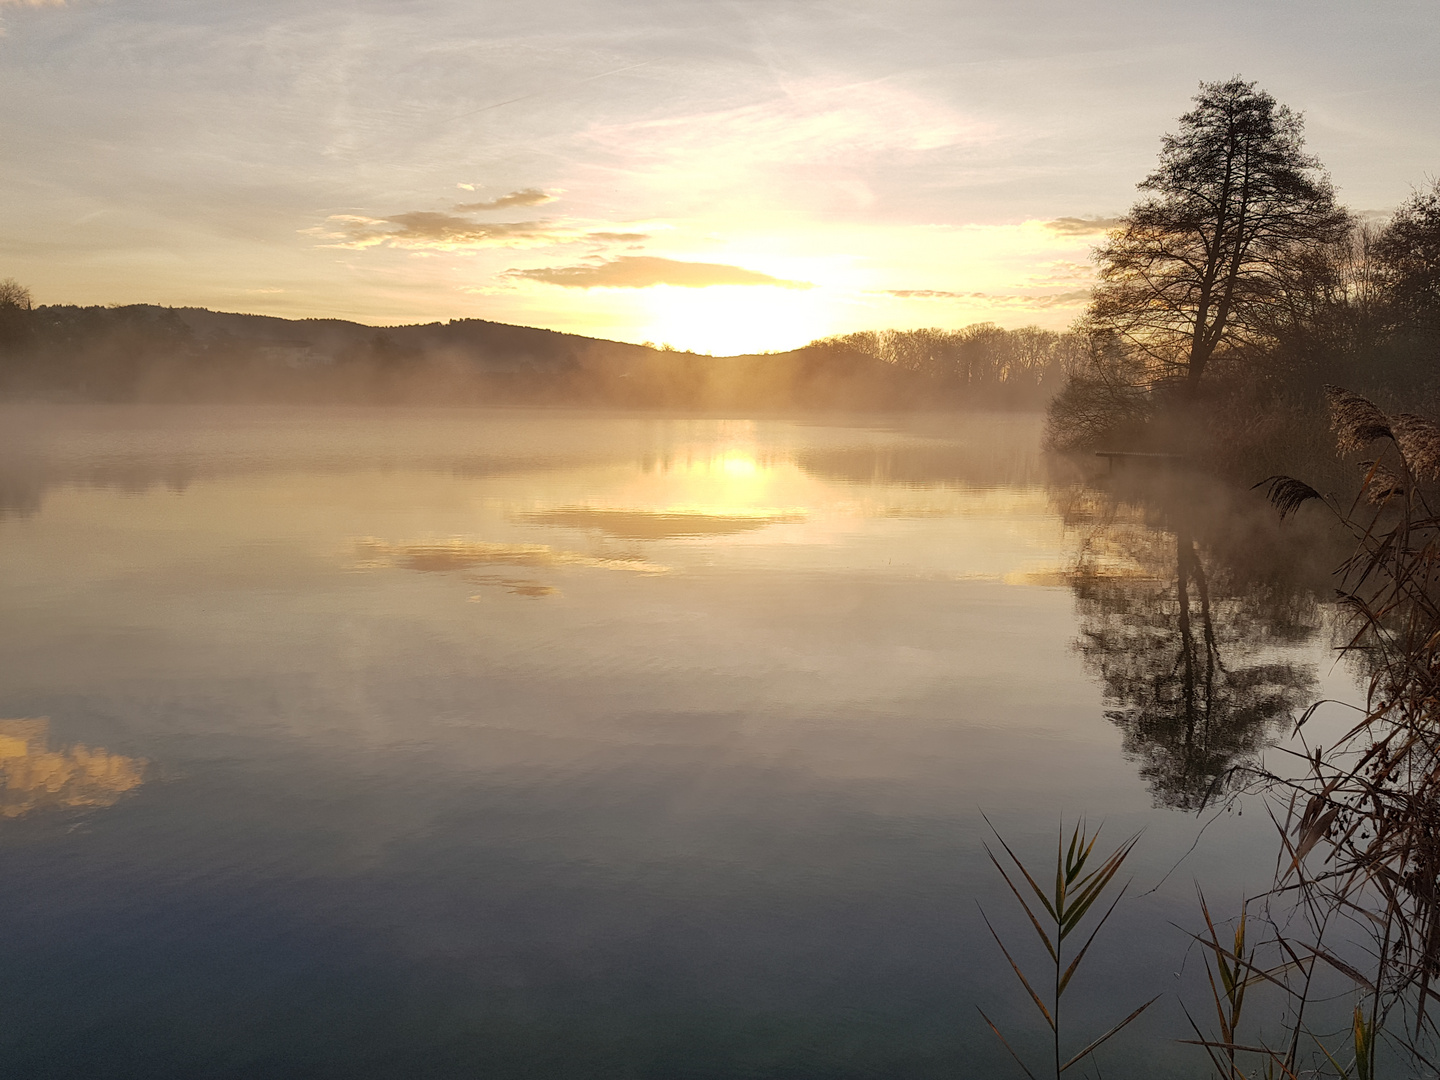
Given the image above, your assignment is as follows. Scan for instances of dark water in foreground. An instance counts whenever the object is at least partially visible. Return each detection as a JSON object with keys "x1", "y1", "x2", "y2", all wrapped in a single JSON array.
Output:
[{"x1": 0, "y1": 406, "x2": 1358, "y2": 1078}]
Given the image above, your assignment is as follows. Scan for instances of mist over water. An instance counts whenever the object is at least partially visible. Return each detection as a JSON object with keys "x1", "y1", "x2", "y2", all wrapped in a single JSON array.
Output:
[{"x1": 0, "y1": 405, "x2": 1359, "y2": 1078}]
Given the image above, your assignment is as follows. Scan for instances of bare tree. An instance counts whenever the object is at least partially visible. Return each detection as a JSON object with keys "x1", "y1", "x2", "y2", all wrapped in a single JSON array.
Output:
[
  {"x1": 0, "y1": 278, "x2": 31, "y2": 312},
  {"x1": 1374, "y1": 178, "x2": 1440, "y2": 335},
  {"x1": 0, "y1": 278, "x2": 33, "y2": 349},
  {"x1": 1087, "y1": 78, "x2": 1351, "y2": 398}
]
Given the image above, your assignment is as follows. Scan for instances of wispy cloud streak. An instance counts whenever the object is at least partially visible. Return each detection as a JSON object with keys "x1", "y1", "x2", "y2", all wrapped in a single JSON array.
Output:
[
  {"x1": 883, "y1": 288, "x2": 1091, "y2": 308},
  {"x1": 506, "y1": 256, "x2": 811, "y2": 289},
  {"x1": 307, "y1": 212, "x2": 648, "y2": 250}
]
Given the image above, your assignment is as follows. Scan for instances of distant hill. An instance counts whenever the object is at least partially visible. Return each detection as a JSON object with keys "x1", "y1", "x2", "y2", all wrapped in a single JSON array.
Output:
[
  {"x1": 168, "y1": 308, "x2": 652, "y2": 374},
  {"x1": 0, "y1": 304, "x2": 1063, "y2": 410}
]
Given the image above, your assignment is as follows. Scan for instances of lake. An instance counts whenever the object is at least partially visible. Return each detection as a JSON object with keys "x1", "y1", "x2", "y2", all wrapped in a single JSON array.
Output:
[{"x1": 0, "y1": 406, "x2": 1358, "y2": 1078}]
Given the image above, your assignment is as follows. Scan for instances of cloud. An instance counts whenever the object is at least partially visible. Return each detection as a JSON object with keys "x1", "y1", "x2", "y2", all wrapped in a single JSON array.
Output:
[
  {"x1": 454, "y1": 188, "x2": 557, "y2": 212},
  {"x1": 576, "y1": 232, "x2": 651, "y2": 245},
  {"x1": 886, "y1": 289, "x2": 971, "y2": 299},
  {"x1": 1044, "y1": 216, "x2": 1123, "y2": 236},
  {"x1": 504, "y1": 256, "x2": 812, "y2": 290},
  {"x1": 1026, "y1": 260, "x2": 1096, "y2": 286},
  {"x1": 322, "y1": 213, "x2": 557, "y2": 248},
  {"x1": 307, "y1": 212, "x2": 649, "y2": 251},
  {"x1": 0, "y1": 0, "x2": 63, "y2": 27},
  {"x1": 1012, "y1": 290, "x2": 1092, "y2": 308},
  {"x1": 883, "y1": 289, "x2": 1091, "y2": 308},
  {"x1": 584, "y1": 79, "x2": 994, "y2": 185}
]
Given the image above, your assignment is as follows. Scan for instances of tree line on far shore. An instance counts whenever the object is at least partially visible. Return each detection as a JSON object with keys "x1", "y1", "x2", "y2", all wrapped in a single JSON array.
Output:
[{"x1": 804, "y1": 324, "x2": 1084, "y2": 406}]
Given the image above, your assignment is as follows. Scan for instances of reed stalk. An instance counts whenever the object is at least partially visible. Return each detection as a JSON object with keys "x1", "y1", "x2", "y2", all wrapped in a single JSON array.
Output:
[{"x1": 978, "y1": 816, "x2": 1156, "y2": 1078}]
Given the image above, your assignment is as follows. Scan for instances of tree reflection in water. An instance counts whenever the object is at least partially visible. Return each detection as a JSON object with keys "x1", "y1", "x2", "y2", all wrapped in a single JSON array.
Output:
[{"x1": 1058, "y1": 481, "x2": 1324, "y2": 809}]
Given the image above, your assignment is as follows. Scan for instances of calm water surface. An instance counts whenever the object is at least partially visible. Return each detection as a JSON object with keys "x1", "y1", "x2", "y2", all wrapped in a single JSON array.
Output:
[{"x1": 0, "y1": 406, "x2": 1357, "y2": 1078}]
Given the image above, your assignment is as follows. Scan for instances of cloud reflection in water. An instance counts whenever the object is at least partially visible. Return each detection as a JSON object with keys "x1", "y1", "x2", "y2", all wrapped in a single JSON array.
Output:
[
  {"x1": 465, "y1": 574, "x2": 560, "y2": 599},
  {"x1": 354, "y1": 539, "x2": 667, "y2": 575},
  {"x1": 520, "y1": 506, "x2": 805, "y2": 540},
  {"x1": 0, "y1": 719, "x2": 144, "y2": 819}
]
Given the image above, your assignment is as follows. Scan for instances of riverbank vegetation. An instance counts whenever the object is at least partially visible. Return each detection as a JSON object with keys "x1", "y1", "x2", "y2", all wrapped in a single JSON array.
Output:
[
  {"x1": 1178, "y1": 392, "x2": 1440, "y2": 1079},
  {"x1": 979, "y1": 77, "x2": 1440, "y2": 1077}
]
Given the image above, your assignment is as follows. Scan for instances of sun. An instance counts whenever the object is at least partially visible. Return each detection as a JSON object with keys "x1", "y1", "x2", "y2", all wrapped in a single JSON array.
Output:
[{"x1": 633, "y1": 284, "x2": 842, "y2": 356}]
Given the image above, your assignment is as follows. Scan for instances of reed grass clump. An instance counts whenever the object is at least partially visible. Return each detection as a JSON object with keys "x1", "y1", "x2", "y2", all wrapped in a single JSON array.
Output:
[
  {"x1": 1226, "y1": 385, "x2": 1440, "y2": 1076},
  {"x1": 979, "y1": 817, "x2": 1156, "y2": 1078}
]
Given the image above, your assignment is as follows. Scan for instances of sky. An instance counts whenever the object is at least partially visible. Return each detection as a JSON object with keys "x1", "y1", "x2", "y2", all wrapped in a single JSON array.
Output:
[{"x1": 1, "y1": 0, "x2": 1438, "y2": 355}]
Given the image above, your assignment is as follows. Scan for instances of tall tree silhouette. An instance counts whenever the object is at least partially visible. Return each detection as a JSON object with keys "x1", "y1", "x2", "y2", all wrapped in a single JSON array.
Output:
[{"x1": 1086, "y1": 78, "x2": 1350, "y2": 398}]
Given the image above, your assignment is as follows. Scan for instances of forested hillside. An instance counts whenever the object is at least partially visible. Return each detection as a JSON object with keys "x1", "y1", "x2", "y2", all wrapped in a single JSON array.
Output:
[{"x1": 0, "y1": 296, "x2": 1070, "y2": 411}]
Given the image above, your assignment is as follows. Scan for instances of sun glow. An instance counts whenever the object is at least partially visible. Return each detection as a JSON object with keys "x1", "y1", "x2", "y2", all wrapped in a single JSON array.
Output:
[
  {"x1": 633, "y1": 283, "x2": 844, "y2": 356},
  {"x1": 718, "y1": 453, "x2": 759, "y2": 479},
  {"x1": 478, "y1": 220, "x2": 1098, "y2": 355}
]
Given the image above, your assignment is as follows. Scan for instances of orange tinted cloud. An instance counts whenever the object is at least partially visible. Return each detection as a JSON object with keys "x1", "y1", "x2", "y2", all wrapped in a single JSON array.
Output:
[
  {"x1": 454, "y1": 188, "x2": 557, "y2": 212},
  {"x1": 1044, "y1": 216, "x2": 1123, "y2": 236},
  {"x1": 308, "y1": 212, "x2": 648, "y2": 250},
  {"x1": 506, "y1": 256, "x2": 811, "y2": 289}
]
